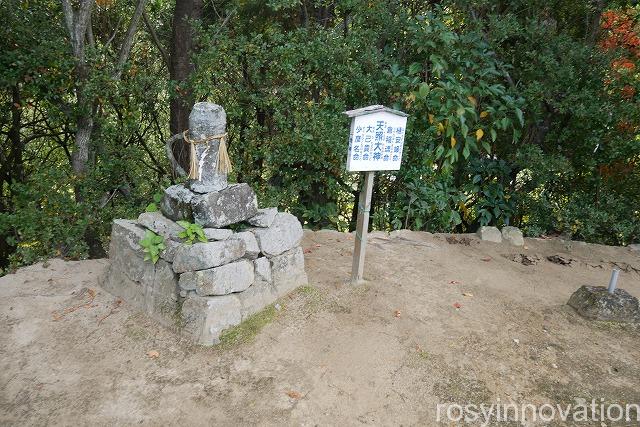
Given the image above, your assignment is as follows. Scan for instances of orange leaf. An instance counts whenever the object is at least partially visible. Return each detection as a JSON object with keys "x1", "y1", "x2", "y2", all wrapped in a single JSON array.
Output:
[
  {"x1": 453, "y1": 302, "x2": 462, "y2": 309},
  {"x1": 480, "y1": 111, "x2": 489, "y2": 118},
  {"x1": 286, "y1": 390, "x2": 302, "y2": 399}
]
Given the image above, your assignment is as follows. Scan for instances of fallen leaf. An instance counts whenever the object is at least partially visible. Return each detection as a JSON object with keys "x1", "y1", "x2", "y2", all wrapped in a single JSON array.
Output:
[
  {"x1": 286, "y1": 390, "x2": 302, "y2": 399},
  {"x1": 481, "y1": 257, "x2": 492, "y2": 262},
  {"x1": 462, "y1": 292, "x2": 474, "y2": 297},
  {"x1": 453, "y1": 302, "x2": 462, "y2": 309},
  {"x1": 303, "y1": 248, "x2": 312, "y2": 254},
  {"x1": 394, "y1": 310, "x2": 401, "y2": 318},
  {"x1": 314, "y1": 244, "x2": 321, "y2": 248},
  {"x1": 147, "y1": 350, "x2": 159, "y2": 359},
  {"x1": 513, "y1": 338, "x2": 520, "y2": 345},
  {"x1": 448, "y1": 280, "x2": 461, "y2": 285}
]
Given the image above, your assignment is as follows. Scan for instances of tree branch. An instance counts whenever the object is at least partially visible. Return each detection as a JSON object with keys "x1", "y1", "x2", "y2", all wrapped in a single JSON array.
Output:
[
  {"x1": 142, "y1": 10, "x2": 168, "y2": 67},
  {"x1": 114, "y1": 0, "x2": 147, "y2": 79}
]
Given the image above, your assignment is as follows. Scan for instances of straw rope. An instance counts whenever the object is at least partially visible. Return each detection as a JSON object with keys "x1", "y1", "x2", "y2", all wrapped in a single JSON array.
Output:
[{"x1": 182, "y1": 130, "x2": 233, "y2": 179}]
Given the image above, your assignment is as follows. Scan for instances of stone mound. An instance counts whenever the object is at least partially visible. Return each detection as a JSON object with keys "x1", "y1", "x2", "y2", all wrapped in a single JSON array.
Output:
[{"x1": 100, "y1": 184, "x2": 307, "y2": 345}]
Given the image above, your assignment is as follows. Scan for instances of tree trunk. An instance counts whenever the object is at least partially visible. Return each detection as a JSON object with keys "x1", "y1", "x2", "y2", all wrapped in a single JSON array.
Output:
[{"x1": 169, "y1": 0, "x2": 203, "y2": 173}]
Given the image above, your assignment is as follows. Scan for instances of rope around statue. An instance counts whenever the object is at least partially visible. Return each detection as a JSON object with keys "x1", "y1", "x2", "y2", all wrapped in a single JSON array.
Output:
[{"x1": 163, "y1": 131, "x2": 233, "y2": 180}]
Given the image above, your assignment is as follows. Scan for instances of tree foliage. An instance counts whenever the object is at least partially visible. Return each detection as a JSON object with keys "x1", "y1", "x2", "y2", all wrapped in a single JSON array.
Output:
[{"x1": 1, "y1": 0, "x2": 639, "y2": 272}]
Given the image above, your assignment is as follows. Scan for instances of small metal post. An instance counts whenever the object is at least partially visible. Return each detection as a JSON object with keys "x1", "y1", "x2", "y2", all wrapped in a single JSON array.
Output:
[
  {"x1": 608, "y1": 269, "x2": 620, "y2": 294},
  {"x1": 351, "y1": 171, "x2": 375, "y2": 284}
]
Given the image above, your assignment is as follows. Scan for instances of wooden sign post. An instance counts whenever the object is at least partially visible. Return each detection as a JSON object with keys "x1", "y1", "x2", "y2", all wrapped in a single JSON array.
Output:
[{"x1": 343, "y1": 105, "x2": 409, "y2": 284}]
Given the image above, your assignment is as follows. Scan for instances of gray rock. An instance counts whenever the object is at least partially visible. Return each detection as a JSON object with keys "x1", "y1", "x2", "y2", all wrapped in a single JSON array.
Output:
[
  {"x1": 179, "y1": 259, "x2": 255, "y2": 296},
  {"x1": 192, "y1": 183, "x2": 258, "y2": 228},
  {"x1": 247, "y1": 207, "x2": 278, "y2": 228},
  {"x1": 254, "y1": 257, "x2": 272, "y2": 283},
  {"x1": 270, "y1": 246, "x2": 308, "y2": 296},
  {"x1": 230, "y1": 231, "x2": 260, "y2": 259},
  {"x1": 568, "y1": 285, "x2": 640, "y2": 323},
  {"x1": 187, "y1": 102, "x2": 228, "y2": 194},
  {"x1": 100, "y1": 219, "x2": 179, "y2": 326},
  {"x1": 236, "y1": 279, "x2": 278, "y2": 320},
  {"x1": 159, "y1": 238, "x2": 181, "y2": 263},
  {"x1": 137, "y1": 211, "x2": 183, "y2": 240},
  {"x1": 180, "y1": 294, "x2": 242, "y2": 345},
  {"x1": 172, "y1": 240, "x2": 246, "y2": 273},
  {"x1": 629, "y1": 244, "x2": 640, "y2": 253},
  {"x1": 251, "y1": 212, "x2": 303, "y2": 257},
  {"x1": 501, "y1": 226, "x2": 524, "y2": 246},
  {"x1": 476, "y1": 226, "x2": 502, "y2": 243},
  {"x1": 160, "y1": 184, "x2": 195, "y2": 221},
  {"x1": 203, "y1": 228, "x2": 233, "y2": 241}
]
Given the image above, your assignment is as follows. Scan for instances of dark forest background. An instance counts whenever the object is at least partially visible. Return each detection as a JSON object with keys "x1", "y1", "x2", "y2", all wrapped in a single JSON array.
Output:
[{"x1": 1, "y1": 0, "x2": 639, "y2": 272}]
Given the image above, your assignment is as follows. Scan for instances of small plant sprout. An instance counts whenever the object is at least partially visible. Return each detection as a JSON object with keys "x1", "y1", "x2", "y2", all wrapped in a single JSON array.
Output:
[
  {"x1": 139, "y1": 230, "x2": 165, "y2": 264},
  {"x1": 145, "y1": 193, "x2": 163, "y2": 213},
  {"x1": 177, "y1": 221, "x2": 207, "y2": 245}
]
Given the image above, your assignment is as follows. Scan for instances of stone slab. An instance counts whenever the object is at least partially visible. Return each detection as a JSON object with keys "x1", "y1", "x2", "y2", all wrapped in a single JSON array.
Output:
[
  {"x1": 568, "y1": 285, "x2": 640, "y2": 323},
  {"x1": 236, "y1": 279, "x2": 278, "y2": 320},
  {"x1": 192, "y1": 183, "x2": 258, "y2": 228},
  {"x1": 247, "y1": 207, "x2": 277, "y2": 228},
  {"x1": 501, "y1": 226, "x2": 524, "y2": 246},
  {"x1": 477, "y1": 226, "x2": 502, "y2": 243},
  {"x1": 160, "y1": 184, "x2": 195, "y2": 221},
  {"x1": 172, "y1": 240, "x2": 246, "y2": 273},
  {"x1": 254, "y1": 257, "x2": 272, "y2": 283},
  {"x1": 231, "y1": 231, "x2": 260, "y2": 259},
  {"x1": 181, "y1": 294, "x2": 242, "y2": 345},
  {"x1": 251, "y1": 212, "x2": 303, "y2": 257},
  {"x1": 204, "y1": 228, "x2": 233, "y2": 241},
  {"x1": 270, "y1": 246, "x2": 308, "y2": 296},
  {"x1": 137, "y1": 211, "x2": 183, "y2": 240},
  {"x1": 179, "y1": 259, "x2": 255, "y2": 296}
]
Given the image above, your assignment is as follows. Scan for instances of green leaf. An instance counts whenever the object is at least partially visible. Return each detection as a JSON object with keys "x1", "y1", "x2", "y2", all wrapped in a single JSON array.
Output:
[
  {"x1": 177, "y1": 220, "x2": 190, "y2": 229},
  {"x1": 490, "y1": 128, "x2": 497, "y2": 142},
  {"x1": 515, "y1": 108, "x2": 524, "y2": 126},
  {"x1": 145, "y1": 203, "x2": 158, "y2": 212},
  {"x1": 418, "y1": 82, "x2": 430, "y2": 98}
]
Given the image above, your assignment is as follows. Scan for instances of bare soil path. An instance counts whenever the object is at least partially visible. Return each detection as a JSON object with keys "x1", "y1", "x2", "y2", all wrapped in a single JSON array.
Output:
[{"x1": 1, "y1": 230, "x2": 639, "y2": 426}]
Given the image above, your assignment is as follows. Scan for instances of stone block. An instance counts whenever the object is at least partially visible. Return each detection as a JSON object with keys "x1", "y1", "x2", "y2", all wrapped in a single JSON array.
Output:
[
  {"x1": 137, "y1": 211, "x2": 183, "y2": 240},
  {"x1": 179, "y1": 259, "x2": 255, "y2": 296},
  {"x1": 270, "y1": 246, "x2": 308, "y2": 296},
  {"x1": 160, "y1": 184, "x2": 195, "y2": 221},
  {"x1": 568, "y1": 285, "x2": 640, "y2": 323},
  {"x1": 192, "y1": 183, "x2": 258, "y2": 228},
  {"x1": 251, "y1": 212, "x2": 303, "y2": 257},
  {"x1": 230, "y1": 231, "x2": 260, "y2": 259},
  {"x1": 247, "y1": 207, "x2": 277, "y2": 228},
  {"x1": 501, "y1": 226, "x2": 524, "y2": 246},
  {"x1": 204, "y1": 228, "x2": 233, "y2": 241},
  {"x1": 181, "y1": 294, "x2": 242, "y2": 345},
  {"x1": 172, "y1": 240, "x2": 246, "y2": 273},
  {"x1": 254, "y1": 257, "x2": 272, "y2": 283},
  {"x1": 159, "y1": 239, "x2": 181, "y2": 263},
  {"x1": 236, "y1": 280, "x2": 278, "y2": 320},
  {"x1": 476, "y1": 226, "x2": 502, "y2": 243}
]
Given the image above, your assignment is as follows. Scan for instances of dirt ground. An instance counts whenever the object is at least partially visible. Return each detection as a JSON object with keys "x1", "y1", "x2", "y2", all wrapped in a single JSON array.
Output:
[{"x1": 1, "y1": 230, "x2": 639, "y2": 426}]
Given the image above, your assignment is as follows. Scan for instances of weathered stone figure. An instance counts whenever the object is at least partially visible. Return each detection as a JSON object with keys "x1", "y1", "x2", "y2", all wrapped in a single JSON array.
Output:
[{"x1": 185, "y1": 102, "x2": 228, "y2": 193}]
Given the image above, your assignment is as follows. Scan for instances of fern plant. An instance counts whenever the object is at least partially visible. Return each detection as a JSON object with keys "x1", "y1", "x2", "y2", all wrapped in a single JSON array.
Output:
[
  {"x1": 139, "y1": 230, "x2": 165, "y2": 264},
  {"x1": 177, "y1": 220, "x2": 207, "y2": 244}
]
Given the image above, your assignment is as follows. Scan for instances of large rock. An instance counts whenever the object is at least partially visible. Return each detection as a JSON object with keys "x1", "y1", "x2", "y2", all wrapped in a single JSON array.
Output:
[
  {"x1": 251, "y1": 212, "x2": 303, "y2": 257},
  {"x1": 172, "y1": 240, "x2": 246, "y2": 273},
  {"x1": 476, "y1": 226, "x2": 502, "y2": 243},
  {"x1": 203, "y1": 228, "x2": 233, "y2": 241},
  {"x1": 100, "y1": 220, "x2": 179, "y2": 326},
  {"x1": 187, "y1": 103, "x2": 228, "y2": 194},
  {"x1": 159, "y1": 239, "x2": 181, "y2": 263},
  {"x1": 568, "y1": 285, "x2": 640, "y2": 323},
  {"x1": 160, "y1": 184, "x2": 195, "y2": 221},
  {"x1": 501, "y1": 226, "x2": 524, "y2": 246},
  {"x1": 179, "y1": 259, "x2": 255, "y2": 296},
  {"x1": 137, "y1": 211, "x2": 183, "y2": 240},
  {"x1": 192, "y1": 183, "x2": 258, "y2": 228},
  {"x1": 247, "y1": 207, "x2": 278, "y2": 228},
  {"x1": 230, "y1": 231, "x2": 260, "y2": 259},
  {"x1": 181, "y1": 294, "x2": 241, "y2": 345},
  {"x1": 270, "y1": 246, "x2": 307, "y2": 296},
  {"x1": 236, "y1": 279, "x2": 278, "y2": 320},
  {"x1": 254, "y1": 257, "x2": 272, "y2": 283}
]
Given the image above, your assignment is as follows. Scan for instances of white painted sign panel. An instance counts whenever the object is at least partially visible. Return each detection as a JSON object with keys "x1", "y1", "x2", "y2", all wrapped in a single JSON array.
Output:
[{"x1": 345, "y1": 106, "x2": 408, "y2": 172}]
